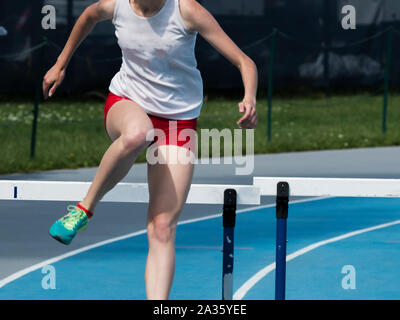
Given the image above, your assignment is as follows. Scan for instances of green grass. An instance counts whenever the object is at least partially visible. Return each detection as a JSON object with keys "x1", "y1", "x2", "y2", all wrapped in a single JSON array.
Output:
[{"x1": 0, "y1": 93, "x2": 399, "y2": 175}]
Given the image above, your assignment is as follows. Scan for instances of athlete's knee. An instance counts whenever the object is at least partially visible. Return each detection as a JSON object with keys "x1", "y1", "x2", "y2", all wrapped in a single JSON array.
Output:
[
  {"x1": 120, "y1": 126, "x2": 152, "y2": 153},
  {"x1": 147, "y1": 214, "x2": 177, "y2": 244}
]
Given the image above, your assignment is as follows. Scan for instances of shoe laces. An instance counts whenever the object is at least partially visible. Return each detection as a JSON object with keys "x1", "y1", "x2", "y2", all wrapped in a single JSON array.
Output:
[{"x1": 61, "y1": 205, "x2": 87, "y2": 230}]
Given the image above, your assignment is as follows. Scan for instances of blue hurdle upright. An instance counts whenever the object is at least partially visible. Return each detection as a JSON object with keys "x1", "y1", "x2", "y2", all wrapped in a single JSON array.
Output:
[
  {"x1": 275, "y1": 182, "x2": 289, "y2": 300},
  {"x1": 222, "y1": 189, "x2": 237, "y2": 300}
]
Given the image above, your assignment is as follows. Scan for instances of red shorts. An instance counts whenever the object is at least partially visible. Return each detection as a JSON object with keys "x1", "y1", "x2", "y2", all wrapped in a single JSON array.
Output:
[{"x1": 104, "y1": 92, "x2": 197, "y2": 152}]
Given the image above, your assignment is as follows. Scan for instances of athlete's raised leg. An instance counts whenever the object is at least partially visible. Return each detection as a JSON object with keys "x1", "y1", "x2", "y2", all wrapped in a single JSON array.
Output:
[
  {"x1": 78, "y1": 99, "x2": 153, "y2": 212},
  {"x1": 49, "y1": 99, "x2": 153, "y2": 245}
]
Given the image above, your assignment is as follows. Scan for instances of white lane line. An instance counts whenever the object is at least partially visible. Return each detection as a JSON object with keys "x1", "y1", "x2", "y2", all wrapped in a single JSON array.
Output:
[
  {"x1": 0, "y1": 230, "x2": 148, "y2": 288},
  {"x1": 233, "y1": 219, "x2": 400, "y2": 300},
  {"x1": 0, "y1": 196, "x2": 328, "y2": 289}
]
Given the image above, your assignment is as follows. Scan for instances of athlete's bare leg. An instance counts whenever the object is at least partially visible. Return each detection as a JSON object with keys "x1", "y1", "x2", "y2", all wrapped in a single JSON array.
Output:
[
  {"x1": 78, "y1": 99, "x2": 153, "y2": 212},
  {"x1": 145, "y1": 145, "x2": 195, "y2": 299}
]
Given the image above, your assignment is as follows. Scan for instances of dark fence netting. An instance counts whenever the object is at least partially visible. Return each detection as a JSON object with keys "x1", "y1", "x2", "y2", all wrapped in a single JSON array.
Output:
[{"x1": 1, "y1": 0, "x2": 400, "y2": 93}]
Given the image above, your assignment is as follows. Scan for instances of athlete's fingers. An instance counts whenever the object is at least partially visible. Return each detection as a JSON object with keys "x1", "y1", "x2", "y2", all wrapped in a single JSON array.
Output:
[
  {"x1": 248, "y1": 114, "x2": 257, "y2": 128},
  {"x1": 237, "y1": 108, "x2": 250, "y2": 124},
  {"x1": 239, "y1": 117, "x2": 253, "y2": 128},
  {"x1": 238, "y1": 117, "x2": 255, "y2": 128},
  {"x1": 237, "y1": 103, "x2": 246, "y2": 124},
  {"x1": 42, "y1": 71, "x2": 55, "y2": 99},
  {"x1": 43, "y1": 66, "x2": 65, "y2": 99},
  {"x1": 238, "y1": 101, "x2": 245, "y2": 113},
  {"x1": 43, "y1": 79, "x2": 51, "y2": 99},
  {"x1": 238, "y1": 108, "x2": 257, "y2": 129},
  {"x1": 48, "y1": 81, "x2": 59, "y2": 98},
  {"x1": 237, "y1": 102, "x2": 254, "y2": 126},
  {"x1": 248, "y1": 104, "x2": 257, "y2": 124},
  {"x1": 240, "y1": 118, "x2": 256, "y2": 129}
]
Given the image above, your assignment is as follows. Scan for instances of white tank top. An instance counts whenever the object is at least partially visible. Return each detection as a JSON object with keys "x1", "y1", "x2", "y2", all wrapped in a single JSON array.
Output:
[{"x1": 109, "y1": 0, "x2": 203, "y2": 120}]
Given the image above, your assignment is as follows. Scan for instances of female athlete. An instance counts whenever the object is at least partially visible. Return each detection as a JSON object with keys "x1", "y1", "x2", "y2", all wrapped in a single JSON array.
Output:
[{"x1": 44, "y1": 0, "x2": 258, "y2": 299}]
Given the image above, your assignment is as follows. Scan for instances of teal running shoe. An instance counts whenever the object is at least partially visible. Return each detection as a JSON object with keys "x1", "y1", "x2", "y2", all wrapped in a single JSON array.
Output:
[{"x1": 49, "y1": 205, "x2": 89, "y2": 245}]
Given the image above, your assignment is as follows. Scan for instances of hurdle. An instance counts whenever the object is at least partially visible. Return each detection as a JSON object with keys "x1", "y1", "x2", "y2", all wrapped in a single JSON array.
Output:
[
  {"x1": 0, "y1": 180, "x2": 260, "y2": 205},
  {"x1": 0, "y1": 179, "x2": 260, "y2": 300},
  {"x1": 253, "y1": 176, "x2": 400, "y2": 300}
]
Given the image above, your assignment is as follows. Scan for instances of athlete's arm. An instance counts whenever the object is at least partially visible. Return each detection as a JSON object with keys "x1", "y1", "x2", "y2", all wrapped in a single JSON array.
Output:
[
  {"x1": 43, "y1": 0, "x2": 115, "y2": 99},
  {"x1": 179, "y1": 0, "x2": 258, "y2": 129}
]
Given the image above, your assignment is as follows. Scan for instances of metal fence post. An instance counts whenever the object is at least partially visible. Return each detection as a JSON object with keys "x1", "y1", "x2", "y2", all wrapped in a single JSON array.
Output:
[
  {"x1": 267, "y1": 29, "x2": 277, "y2": 142},
  {"x1": 382, "y1": 27, "x2": 393, "y2": 134},
  {"x1": 30, "y1": 37, "x2": 47, "y2": 158}
]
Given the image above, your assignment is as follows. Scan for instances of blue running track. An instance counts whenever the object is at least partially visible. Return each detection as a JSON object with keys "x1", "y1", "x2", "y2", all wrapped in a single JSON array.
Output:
[{"x1": 1, "y1": 197, "x2": 399, "y2": 300}]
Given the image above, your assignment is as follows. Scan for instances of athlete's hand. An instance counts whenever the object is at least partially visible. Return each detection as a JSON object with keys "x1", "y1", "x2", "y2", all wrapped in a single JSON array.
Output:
[
  {"x1": 237, "y1": 97, "x2": 257, "y2": 129},
  {"x1": 43, "y1": 64, "x2": 66, "y2": 99}
]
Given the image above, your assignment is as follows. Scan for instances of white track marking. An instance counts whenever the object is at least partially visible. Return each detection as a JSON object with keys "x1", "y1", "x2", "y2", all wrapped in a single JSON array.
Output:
[
  {"x1": 233, "y1": 219, "x2": 400, "y2": 300},
  {"x1": 0, "y1": 229, "x2": 146, "y2": 288},
  {"x1": 0, "y1": 196, "x2": 327, "y2": 288}
]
